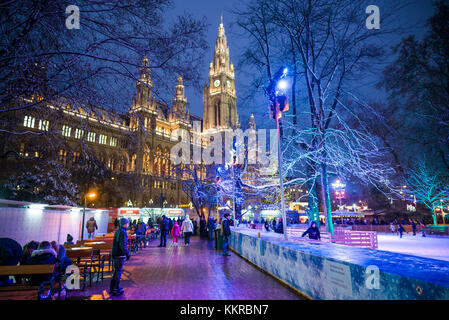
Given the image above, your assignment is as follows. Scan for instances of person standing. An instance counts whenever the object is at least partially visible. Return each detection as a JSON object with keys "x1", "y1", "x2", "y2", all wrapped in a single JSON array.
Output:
[
  {"x1": 170, "y1": 221, "x2": 181, "y2": 246},
  {"x1": 420, "y1": 221, "x2": 426, "y2": 237},
  {"x1": 222, "y1": 213, "x2": 232, "y2": 256},
  {"x1": 193, "y1": 220, "x2": 198, "y2": 235},
  {"x1": 136, "y1": 219, "x2": 147, "y2": 248},
  {"x1": 398, "y1": 223, "x2": 405, "y2": 238},
  {"x1": 114, "y1": 218, "x2": 120, "y2": 230},
  {"x1": 411, "y1": 220, "x2": 416, "y2": 236},
  {"x1": 110, "y1": 218, "x2": 130, "y2": 296},
  {"x1": 390, "y1": 222, "x2": 396, "y2": 235},
  {"x1": 181, "y1": 215, "x2": 194, "y2": 246},
  {"x1": 264, "y1": 220, "x2": 270, "y2": 232},
  {"x1": 207, "y1": 216, "x2": 216, "y2": 241},
  {"x1": 275, "y1": 218, "x2": 284, "y2": 234},
  {"x1": 86, "y1": 217, "x2": 98, "y2": 239},
  {"x1": 168, "y1": 218, "x2": 174, "y2": 234},
  {"x1": 158, "y1": 215, "x2": 169, "y2": 247}
]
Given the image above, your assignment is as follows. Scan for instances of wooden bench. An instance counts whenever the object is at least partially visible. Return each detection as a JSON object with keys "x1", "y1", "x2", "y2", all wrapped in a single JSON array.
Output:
[
  {"x1": 66, "y1": 248, "x2": 96, "y2": 290},
  {"x1": 0, "y1": 264, "x2": 58, "y2": 300},
  {"x1": 83, "y1": 242, "x2": 113, "y2": 273}
]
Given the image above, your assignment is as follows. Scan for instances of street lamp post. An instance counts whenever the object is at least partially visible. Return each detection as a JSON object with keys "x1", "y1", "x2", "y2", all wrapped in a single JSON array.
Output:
[
  {"x1": 266, "y1": 66, "x2": 289, "y2": 240},
  {"x1": 82, "y1": 192, "x2": 96, "y2": 240},
  {"x1": 331, "y1": 179, "x2": 346, "y2": 212}
]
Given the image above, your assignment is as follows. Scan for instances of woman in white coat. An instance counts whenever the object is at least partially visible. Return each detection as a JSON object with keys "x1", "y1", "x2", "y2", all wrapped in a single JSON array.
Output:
[{"x1": 181, "y1": 215, "x2": 194, "y2": 246}]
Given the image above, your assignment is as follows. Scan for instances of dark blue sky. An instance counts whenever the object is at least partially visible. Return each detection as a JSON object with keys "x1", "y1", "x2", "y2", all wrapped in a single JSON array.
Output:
[{"x1": 167, "y1": 0, "x2": 435, "y2": 126}]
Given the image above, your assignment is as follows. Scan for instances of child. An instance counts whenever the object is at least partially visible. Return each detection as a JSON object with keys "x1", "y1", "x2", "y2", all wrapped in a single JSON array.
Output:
[
  {"x1": 64, "y1": 234, "x2": 74, "y2": 245},
  {"x1": 420, "y1": 221, "x2": 426, "y2": 237},
  {"x1": 389, "y1": 222, "x2": 396, "y2": 235},
  {"x1": 170, "y1": 221, "x2": 181, "y2": 246}
]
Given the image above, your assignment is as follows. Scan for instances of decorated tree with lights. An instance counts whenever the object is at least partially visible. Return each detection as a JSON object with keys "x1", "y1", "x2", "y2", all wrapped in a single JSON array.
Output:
[{"x1": 405, "y1": 160, "x2": 449, "y2": 225}]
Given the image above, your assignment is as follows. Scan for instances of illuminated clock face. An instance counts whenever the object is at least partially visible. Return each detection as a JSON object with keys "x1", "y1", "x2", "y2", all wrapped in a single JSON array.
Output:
[
  {"x1": 214, "y1": 80, "x2": 220, "y2": 87},
  {"x1": 226, "y1": 80, "x2": 231, "y2": 88}
]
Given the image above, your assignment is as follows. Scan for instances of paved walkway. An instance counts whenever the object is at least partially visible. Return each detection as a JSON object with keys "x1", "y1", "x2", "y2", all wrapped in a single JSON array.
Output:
[{"x1": 71, "y1": 236, "x2": 302, "y2": 300}]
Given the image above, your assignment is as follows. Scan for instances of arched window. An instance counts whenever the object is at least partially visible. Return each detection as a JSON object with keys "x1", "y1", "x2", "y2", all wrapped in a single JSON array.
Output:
[
  {"x1": 162, "y1": 147, "x2": 170, "y2": 176},
  {"x1": 154, "y1": 146, "x2": 162, "y2": 175},
  {"x1": 143, "y1": 145, "x2": 151, "y2": 173},
  {"x1": 131, "y1": 154, "x2": 137, "y2": 171}
]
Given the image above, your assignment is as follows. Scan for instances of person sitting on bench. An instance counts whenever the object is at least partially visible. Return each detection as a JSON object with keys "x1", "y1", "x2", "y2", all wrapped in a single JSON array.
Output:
[{"x1": 27, "y1": 241, "x2": 57, "y2": 285}]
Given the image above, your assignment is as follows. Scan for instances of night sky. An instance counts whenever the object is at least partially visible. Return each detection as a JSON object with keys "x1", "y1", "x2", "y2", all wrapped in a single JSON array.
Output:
[{"x1": 167, "y1": 0, "x2": 435, "y2": 126}]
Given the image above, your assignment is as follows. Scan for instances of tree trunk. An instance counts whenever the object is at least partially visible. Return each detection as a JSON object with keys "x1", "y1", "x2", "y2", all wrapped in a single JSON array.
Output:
[
  {"x1": 320, "y1": 162, "x2": 333, "y2": 234},
  {"x1": 432, "y1": 206, "x2": 437, "y2": 226},
  {"x1": 306, "y1": 163, "x2": 320, "y2": 226}
]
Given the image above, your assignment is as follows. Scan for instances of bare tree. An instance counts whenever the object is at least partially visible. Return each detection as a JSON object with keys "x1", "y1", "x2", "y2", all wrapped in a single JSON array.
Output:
[{"x1": 233, "y1": 0, "x2": 403, "y2": 233}]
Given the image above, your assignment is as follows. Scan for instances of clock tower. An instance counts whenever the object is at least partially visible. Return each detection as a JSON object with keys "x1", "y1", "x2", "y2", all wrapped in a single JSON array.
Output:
[{"x1": 203, "y1": 17, "x2": 239, "y2": 131}]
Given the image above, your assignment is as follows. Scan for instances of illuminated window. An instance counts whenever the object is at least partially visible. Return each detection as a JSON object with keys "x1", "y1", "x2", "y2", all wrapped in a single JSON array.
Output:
[
  {"x1": 59, "y1": 149, "x2": 67, "y2": 163},
  {"x1": 23, "y1": 116, "x2": 35, "y2": 128},
  {"x1": 87, "y1": 132, "x2": 96, "y2": 142},
  {"x1": 75, "y1": 129, "x2": 84, "y2": 139},
  {"x1": 73, "y1": 152, "x2": 80, "y2": 164},
  {"x1": 109, "y1": 137, "x2": 118, "y2": 147},
  {"x1": 62, "y1": 125, "x2": 71, "y2": 137},
  {"x1": 108, "y1": 158, "x2": 114, "y2": 170},
  {"x1": 130, "y1": 154, "x2": 137, "y2": 171},
  {"x1": 38, "y1": 120, "x2": 49, "y2": 131},
  {"x1": 99, "y1": 134, "x2": 107, "y2": 145}
]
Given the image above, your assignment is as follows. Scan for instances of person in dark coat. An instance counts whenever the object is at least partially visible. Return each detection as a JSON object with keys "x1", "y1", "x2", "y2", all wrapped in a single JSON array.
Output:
[
  {"x1": 275, "y1": 218, "x2": 284, "y2": 234},
  {"x1": 264, "y1": 220, "x2": 270, "y2": 232},
  {"x1": 21, "y1": 241, "x2": 39, "y2": 265},
  {"x1": 136, "y1": 219, "x2": 147, "y2": 248},
  {"x1": 410, "y1": 220, "x2": 416, "y2": 236},
  {"x1": 158, "y1": 215, "x2": 169, "y2": 247},
  {"x1": 86, "y1": 217, "x2": 98, "y2": 239},
  {"x1": 207, "y1": 216, "x2": 216, "y2": 241},
  {"x1": 272, "y1": 219, "x2": 277, "y2": 230},
  {"x1": 51, "y1": 241, "x2": 72, "y2": 275},
  {"x1": 398, "y1": 223, "x2": 405, "y2": 238},
  {"x1": 193, "y1": 220, "x2": 198, "y2": 235},
  {"x1": 302, "y1": 221, "x2": 321, "y2": 240},
  {"x1": 27, "y1": 241, "x2": 58, "y2": 286},
  {"x1": 0, "y1": 238, "x2": 24, "y2": 285},
  {"x1": 110, "y1": 218, "x2": 130, "y2": 296},
  {"x1": 114, "y1": 218, "x2": 120, "y2": 230},
  {"x1": 222, "y1": 213, "x2": 232, "y2": 256}
]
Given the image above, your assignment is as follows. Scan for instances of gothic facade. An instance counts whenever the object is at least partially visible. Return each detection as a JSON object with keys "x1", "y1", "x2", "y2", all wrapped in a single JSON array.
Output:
[{"x1": 0, "y1": 18, "x2": 250, "y2": 209}]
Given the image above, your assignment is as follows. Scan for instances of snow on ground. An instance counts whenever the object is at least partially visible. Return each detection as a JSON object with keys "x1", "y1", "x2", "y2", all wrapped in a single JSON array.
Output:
[{"x1": 377, "y1": 233, "x2": 449, "y2": 262}]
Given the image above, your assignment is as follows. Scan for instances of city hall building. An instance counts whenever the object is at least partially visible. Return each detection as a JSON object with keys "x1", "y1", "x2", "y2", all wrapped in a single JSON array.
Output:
[{"x1": 0, "y1": 18, "x2": 256, "y2": 210}]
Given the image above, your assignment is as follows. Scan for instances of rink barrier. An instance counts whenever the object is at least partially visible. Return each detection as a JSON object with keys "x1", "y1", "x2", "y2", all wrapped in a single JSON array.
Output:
[{"x1": 229, "y1": 228, "x2": 449, "y2": 300}]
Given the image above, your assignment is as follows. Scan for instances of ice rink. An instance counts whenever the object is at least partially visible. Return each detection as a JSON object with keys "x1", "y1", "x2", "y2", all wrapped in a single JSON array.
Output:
[{"x1": 377, "y1": 233, "x2": 449, "y2": 262}]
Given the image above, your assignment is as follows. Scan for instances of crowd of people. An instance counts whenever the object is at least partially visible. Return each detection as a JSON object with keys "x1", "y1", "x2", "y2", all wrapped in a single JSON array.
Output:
[{"x1": 0, "y1": 234, "x2": 75, "y2": 287}]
